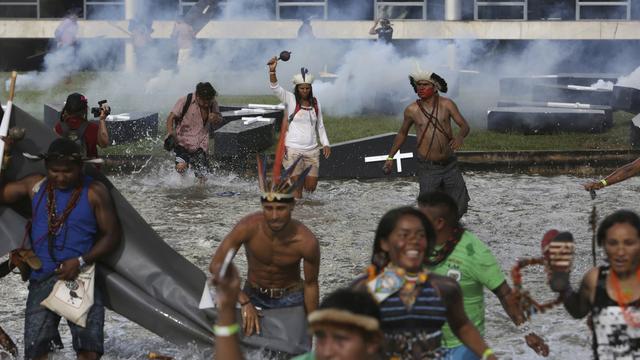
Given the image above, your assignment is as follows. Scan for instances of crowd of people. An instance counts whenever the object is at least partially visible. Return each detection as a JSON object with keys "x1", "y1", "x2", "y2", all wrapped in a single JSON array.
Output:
[{"x1": 1, "y1": 16, "x2": 640, "y2": 360}]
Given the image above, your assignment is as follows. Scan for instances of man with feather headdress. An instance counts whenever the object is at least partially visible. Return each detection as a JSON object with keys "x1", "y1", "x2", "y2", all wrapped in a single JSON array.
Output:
[{"x1": 209, "y1": 155, "x2": 320, "y2": 338}]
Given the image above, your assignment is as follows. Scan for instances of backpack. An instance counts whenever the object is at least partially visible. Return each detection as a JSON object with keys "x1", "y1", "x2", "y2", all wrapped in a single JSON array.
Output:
[
  {"x1": 59, "y1": 121, "x2": 89, "y2": 156},
  {"x1": 288, "y1": 97, "x2": 319, "y2": 123}
]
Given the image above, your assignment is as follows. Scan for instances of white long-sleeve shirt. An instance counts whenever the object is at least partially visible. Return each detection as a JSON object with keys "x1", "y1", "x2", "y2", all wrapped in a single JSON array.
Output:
[{"x1": 271, "y1": 83, "x2": 330, "y2": 151}]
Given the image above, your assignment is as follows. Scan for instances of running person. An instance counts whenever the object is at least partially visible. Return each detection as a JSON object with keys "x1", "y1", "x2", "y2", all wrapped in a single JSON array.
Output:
[{"x1": 267, "y1": 56, "x2": 331, "y2": 198}]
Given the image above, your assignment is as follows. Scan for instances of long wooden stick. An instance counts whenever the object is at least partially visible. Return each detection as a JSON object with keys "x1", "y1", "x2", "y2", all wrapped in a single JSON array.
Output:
[{"x1": 0, "y1": 71, "x2": 18, "y2": 176}]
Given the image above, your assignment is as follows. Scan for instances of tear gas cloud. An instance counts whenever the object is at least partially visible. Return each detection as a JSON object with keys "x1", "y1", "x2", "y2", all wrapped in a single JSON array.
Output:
[{"x1": 11, "y1": 0, "x2": 640, "y2": 128}]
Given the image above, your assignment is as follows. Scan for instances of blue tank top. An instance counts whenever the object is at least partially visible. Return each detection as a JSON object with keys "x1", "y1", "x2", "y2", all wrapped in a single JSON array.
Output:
[
  {"x1": 380, "y1": 280, "x2": 448, "y2": 359},
  {"x1": 30, "y1": 176, "x2": 97, "y2": 280}
]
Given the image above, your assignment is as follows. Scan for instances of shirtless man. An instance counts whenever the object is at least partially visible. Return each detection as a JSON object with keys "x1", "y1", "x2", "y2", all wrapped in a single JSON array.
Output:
[
  {"x1": 383, "y1": 70, "x2": 470, "y2": 218},
  {"x1": 209, "y1": 184, "x2": 320, "y2": 337}
]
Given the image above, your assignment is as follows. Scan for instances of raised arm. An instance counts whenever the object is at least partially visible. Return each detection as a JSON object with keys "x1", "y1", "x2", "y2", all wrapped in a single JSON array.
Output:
[
  {"x1": 369, "y1": 19, "x2": 379, "y2": 35},
  {"x1": 301, "y1": 229, "x2": 320, "y2": 314},
  {"x1": 435, "y1": 276, "x2": 497, "y2": 360},
  {"x1": 97, "y1": 107, "x2": 109, "y2": 148},
  {"x1": 0, "y1": 174, "x2": 43, "y2": 204}
]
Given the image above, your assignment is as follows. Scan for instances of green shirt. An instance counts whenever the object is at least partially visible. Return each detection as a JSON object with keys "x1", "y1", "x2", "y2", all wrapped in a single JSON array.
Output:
[
  {"x1": 428, "y1": 230, "x2": 506, "y2": 348},
  {"x1": 292, "y1": 352, "x2": 315, "y2": 360}
]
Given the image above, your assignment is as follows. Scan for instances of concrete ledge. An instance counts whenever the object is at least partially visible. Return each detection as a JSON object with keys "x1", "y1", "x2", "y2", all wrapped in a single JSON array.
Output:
[
  {"x1": 101, "y1": 149, "x2": 640, "y2": 177},
  {"x1": 1, "y1": 20, "x2": 640, "y2": 40}
]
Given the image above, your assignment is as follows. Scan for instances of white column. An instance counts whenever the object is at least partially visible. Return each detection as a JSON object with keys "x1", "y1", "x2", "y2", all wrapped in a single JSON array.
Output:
[
  {"x1": 444, "y1": 0, "x2": 462, "y2": 21},
  {"x1": 124, "y1": 0, "x2": 136, "y2": 72}
]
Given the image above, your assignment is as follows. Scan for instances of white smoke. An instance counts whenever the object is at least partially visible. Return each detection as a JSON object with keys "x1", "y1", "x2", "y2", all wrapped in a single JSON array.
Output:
[{"x1": 617, "y1": 65, "x2": 640, "y2": 89}]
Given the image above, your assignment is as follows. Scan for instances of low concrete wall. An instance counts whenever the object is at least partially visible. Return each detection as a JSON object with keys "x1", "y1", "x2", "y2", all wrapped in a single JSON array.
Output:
[{"x1": 102, "y1": 149, "x2": 640, "y2": 176}]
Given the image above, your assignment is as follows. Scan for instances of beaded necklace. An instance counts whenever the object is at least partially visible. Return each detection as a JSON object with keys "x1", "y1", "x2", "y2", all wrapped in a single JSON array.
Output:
[
  {"x1": 609, "y1": 267, "x2": 640, "y2": 328},
  {"x1": 426, "y1": 227, "x2": 462, "y2": 266},
  {"x1": 511, "y1": 257, "x2": 562, "y2": 319},
  {"x1": 45, "y1": 181, "x2": 83, "y2": 253}
]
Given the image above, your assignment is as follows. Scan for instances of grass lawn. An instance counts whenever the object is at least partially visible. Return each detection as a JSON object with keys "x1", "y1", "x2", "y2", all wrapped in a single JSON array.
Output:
[{"x1": 2, "y1": 72, "x2": 635, "y2": 155}]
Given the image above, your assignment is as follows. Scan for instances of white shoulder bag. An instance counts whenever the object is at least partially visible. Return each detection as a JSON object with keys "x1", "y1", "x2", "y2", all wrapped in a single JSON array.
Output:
[{"x1": 40, "y1": 264, "x2": 96, "y2": 327}]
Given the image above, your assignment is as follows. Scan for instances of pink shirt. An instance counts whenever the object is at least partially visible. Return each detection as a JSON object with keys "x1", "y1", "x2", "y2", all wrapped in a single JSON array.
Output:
[{"x1": 170, "y1": 94, "x2": 220, "y2": 152}]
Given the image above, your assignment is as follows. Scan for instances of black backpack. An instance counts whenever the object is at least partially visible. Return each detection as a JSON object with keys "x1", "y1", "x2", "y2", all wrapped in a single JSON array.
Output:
[{"x1": 164, "y1": 93, "x2": 194, "y2": 151}]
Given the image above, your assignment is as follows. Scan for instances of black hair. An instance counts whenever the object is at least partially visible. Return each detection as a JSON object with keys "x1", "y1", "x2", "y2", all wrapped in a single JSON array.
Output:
[
  {"x1": 596, "y1": 210, "x2": 640, "y2": 247},
  {"x1": 61, "y1": 92, "x2": 88, "y2": 120},
  {"x1": 294, "y1": 84, "x2": 316, "y2": 110},
  {"x1": 417, "y1": 191, "x2": 460, "y2": 228},
  {"x1": 370, "y1": 206, "x2": 436, "y2": 272},
  {"x1": 44, "y1": 138, "x2": 83, "y2": 167},
  {"x1": 196, "y1": 82, "x2": 217, "y2": 99}
]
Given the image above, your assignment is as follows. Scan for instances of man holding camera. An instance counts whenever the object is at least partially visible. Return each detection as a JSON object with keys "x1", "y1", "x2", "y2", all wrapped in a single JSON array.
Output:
[
  {"x1": 54, "y1": 93, "x2": 109, "y2": 160},
  {"x1": 165, "y1": 82, "x2": 222, "y2": 180}
]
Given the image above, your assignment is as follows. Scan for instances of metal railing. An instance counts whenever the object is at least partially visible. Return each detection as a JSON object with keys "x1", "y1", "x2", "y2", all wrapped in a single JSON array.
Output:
[
  {"x1": 275, "y1": 0, "x2": 328, "y2": 20},
  {"x1": 375, "y1": 1, "x2": 427, "y2": 20},
  {"x1": 576, "y1": 0, "x2": 630, "y2": 20},
  {"x1": 0, "y1": 1, "x2": 39, "y2": 19},
  {"x1": 474, "y1": 0, "x2": 527, "y2": 20}
]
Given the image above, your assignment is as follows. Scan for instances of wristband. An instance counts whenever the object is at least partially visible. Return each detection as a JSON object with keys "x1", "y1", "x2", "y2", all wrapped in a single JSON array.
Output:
[
  {"x1": 386, "y1": 156, "x2": 394, "y2": 161},
  {"x1": 213, "y1": 323, "x2": 240, "y2": 337},
  {"x1": 269, "y1": 71, "x2": 276, "y2": 74},
  {"x1": 600, "y1": 179, "x2": 607, "y2": 187},
  {"x1": 78, "y1": 256, "x2": 87, "y2": 268},
  {"x1": 482, "y1": 348, "x2": 494, "y2": 360}
]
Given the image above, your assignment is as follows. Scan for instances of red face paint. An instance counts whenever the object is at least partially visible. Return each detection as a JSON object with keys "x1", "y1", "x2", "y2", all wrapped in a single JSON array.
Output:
[{"x1": 417, "y1": 87, "x2": 435, "y2": 99}]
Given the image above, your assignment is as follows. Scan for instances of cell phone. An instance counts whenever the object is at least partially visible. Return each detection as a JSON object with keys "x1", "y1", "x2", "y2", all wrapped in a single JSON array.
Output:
[{"x1": 219, "y1": 248, "x2": 237, "y2": 279}]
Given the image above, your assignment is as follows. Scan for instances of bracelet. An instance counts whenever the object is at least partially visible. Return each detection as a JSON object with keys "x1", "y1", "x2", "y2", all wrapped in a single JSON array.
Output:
[
  {"x1": 600, "y1": 179, "x2": 608, "y2": 187},
  {"x1": 78, "y1": 256, "x2": 87, "y2": 268},
  {"x1": 213, "y1": 323, "x2": 240, "y2": 337},
  {"x1": 269, "y1": 71, "x2": 276, "y2": 74},
  {"x1": 481, "y1": 348, "x2": 494, "y2": 360},
  {"x1": 386, "y1": 156, "x2": 394, "y2": 161}
]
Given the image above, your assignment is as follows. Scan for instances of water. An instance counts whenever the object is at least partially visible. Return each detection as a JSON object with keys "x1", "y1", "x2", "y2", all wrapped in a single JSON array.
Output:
[{"x1": 1, "y1": 165, "x2": 638, "y2": 359}]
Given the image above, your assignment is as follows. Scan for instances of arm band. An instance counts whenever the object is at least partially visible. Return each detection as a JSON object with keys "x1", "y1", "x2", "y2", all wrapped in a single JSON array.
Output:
[
  {"x1": 213, "y1": 323, "x2": 240, "y2": 337},
  {"x1": 482, "y1": 348, "x2": 495, "y2": 360},
  {"x1": 387, "y1": 156, "x2": 394, "y2": 161},
  {"x1": 600, "y1": 179, "x2": 608, "y2": 187}
]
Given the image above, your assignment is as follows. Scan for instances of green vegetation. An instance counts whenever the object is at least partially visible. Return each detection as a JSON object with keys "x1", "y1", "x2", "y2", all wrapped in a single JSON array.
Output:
[{"x1": 2, "y1": 72, "x2": 634, "y2": 155}]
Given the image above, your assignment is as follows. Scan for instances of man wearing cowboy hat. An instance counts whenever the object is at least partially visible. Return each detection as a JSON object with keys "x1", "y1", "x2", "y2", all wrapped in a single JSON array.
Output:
[
  {"x1": 267, "y1": 57, "x2": 331, "y2": 198},
  {"x1": 383, "y1": 70, "x2": 471, "y2": 219},
  {"x1": 0, "y1": 138, "x2": 120, "y2": 360}
]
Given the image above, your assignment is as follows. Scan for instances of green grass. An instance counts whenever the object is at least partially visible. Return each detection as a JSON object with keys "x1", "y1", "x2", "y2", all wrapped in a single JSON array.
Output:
[{"x1": 3, "y1": 72, "x2": 635, "y2": 155}]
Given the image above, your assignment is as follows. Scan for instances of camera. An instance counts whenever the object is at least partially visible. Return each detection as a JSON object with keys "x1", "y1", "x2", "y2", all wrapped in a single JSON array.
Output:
[{"x1": 91, "y1": 100, "x2": 110, "y2": 118}]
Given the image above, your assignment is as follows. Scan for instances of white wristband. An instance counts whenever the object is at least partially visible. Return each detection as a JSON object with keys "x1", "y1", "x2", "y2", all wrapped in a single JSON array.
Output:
[{"x1": 78, "y1": 256, "x2": 87, "y2": 268}]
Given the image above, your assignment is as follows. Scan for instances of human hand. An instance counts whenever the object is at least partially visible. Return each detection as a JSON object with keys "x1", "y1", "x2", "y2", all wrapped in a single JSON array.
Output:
[
  {"x1": 56, "y1": 257, "x2": 81, "y2": 280},
  {"x1": 241, "y1": 302, "x2": 262, "y2": 336},
  {"x1": 267, "y1": 57, "x2": 278, "y2": 72},
  {"x1": 208, "y1": 112, "x2": 221, "y2": 125},
  {"x1": 322, "y1": 146, "x2": 331, "y2": 159},
  {"x1": 211, "y1": 263, "x2": 241, "y2": 310},
  {"x1": 548, "y1": 242, "x2": 574, "y2": 271},
  {"x1": 583, "y1": 180, "x2": 605, "y2": 191},
  {"x1": 525, "y1": 333, "x2": 550, "y2": 357},
  {"x1": 99, "y1": 103, "x2": 110, "y2": 121},
  {"x1": 449, "y1": 135, "x2": 464, "y2": 151},
  {"x1": 382, "y1": 159, "x2": 393, "y2": 175}
]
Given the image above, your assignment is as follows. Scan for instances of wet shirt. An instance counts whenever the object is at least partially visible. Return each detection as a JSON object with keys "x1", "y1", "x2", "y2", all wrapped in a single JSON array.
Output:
[
  {"x1": 270, "y1": 83, "x2": 330, "y2": 151},
  {"x1": 30, "y1": 176, "x2": 97, "y2": 281},
  {"x1": 376, "y1": 26, "x2": 393, "y2": 43},
  {"x1": 428, "y1": 230, "x2": 505, "y2": 348},
  {"x1": 170, "y1": 94, "x2": 220, "y2": 153},
  {"x1": 379, "y1": 280, "x2": 448, "y2": 359},
  {"x1": 592, "y1": 266, "x2": 640, "y2": 360}
]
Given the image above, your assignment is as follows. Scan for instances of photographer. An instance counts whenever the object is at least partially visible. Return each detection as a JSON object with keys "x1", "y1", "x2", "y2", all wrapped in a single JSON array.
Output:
[
  {"x1": 165, "y1": 82, "x2": 221, "y2": 180},
  {"x1": 54, "y1": 93, "x2": 109, "y2": 160}
]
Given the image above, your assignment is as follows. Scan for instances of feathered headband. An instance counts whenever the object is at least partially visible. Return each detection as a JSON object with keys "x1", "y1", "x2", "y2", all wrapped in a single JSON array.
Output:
[
  {"x1": 257, "y1": 154, "x2": 311, "y2": 202},
  {"x1": 292, "y1": 67, "x2": 314, "y2": 85},
  {"x1": 409, "y1": 64, "x2": 447, "y2": 93},
  {"x1": 23, "y1": 152, "x2": 104, "y2": 164}
]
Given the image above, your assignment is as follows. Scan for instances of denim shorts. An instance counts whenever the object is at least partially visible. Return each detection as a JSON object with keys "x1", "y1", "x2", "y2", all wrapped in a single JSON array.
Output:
[
  {"x1": 442, "y1": 344, "x2": 479, "y2": 360},
  {"x1": 24, "y1": 274, "x2": 105, "y2": 359},
  {"x1": 243, "y1": 283, "x2": 304, "y2": 309}
]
